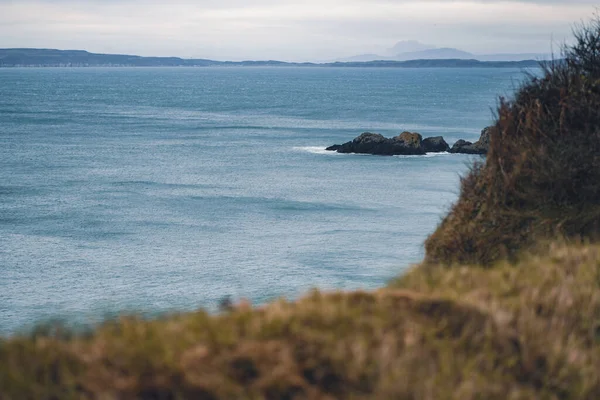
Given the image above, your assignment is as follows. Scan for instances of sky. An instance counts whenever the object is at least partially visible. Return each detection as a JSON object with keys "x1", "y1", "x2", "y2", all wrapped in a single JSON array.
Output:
[{"x1": 0, "y1": 0, "x2": 597, "y2": 61}]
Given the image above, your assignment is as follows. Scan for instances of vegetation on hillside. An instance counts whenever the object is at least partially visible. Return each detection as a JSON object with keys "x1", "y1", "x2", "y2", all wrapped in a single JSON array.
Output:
[
  {"x1": 425, "y1": 19, "x2": 600, "y2": 266},
  {"x1": 2, "y1": 243, "x2": 600, "y2": 399},
  {"x1": 3, "y1": 17, "x2": 600, "y2": 400}
]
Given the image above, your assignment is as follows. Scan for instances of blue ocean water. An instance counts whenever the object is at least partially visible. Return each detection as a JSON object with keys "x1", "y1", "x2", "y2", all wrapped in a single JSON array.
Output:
[{"x1": 0, "y1": 67, "x2": 528, "y2": 334}]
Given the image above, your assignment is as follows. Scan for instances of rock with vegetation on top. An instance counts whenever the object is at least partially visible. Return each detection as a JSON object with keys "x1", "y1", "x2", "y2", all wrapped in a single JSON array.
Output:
[
  {"x1": 327, "y1": 128, "x2": 491, "y2": 156},
  {"x1": 396, "y1": 131, "x2": 423, "y2": 151},
  {"x1": 326, "y1": 131, "x2": 454, "y2": 156},
  {"x1": 329, "y1": 132, "x2": 426, "y2": 156}
]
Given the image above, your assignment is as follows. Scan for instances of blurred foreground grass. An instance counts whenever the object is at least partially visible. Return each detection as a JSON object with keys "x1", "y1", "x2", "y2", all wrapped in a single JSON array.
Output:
[{"x1": 2, "y1": 243, "x2": 600, "y2": 399}]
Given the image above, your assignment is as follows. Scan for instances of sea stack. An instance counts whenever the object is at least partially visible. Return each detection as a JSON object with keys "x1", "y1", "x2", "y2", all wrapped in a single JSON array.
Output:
[{"x1": 326, "y1": 132, "x2": 450, "y2": 156}]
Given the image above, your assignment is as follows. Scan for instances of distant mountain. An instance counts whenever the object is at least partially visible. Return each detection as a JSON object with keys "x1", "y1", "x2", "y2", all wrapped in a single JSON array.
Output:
[
  {"x1": 387, "y1": 40, "x2": 435, "y2": 55},
  {"x1": 394, "y1": 48, "x2": 475, "y2": 61},
  {"x1": 328, "y1": 59, "x2": 542, "y2": 68},
  {"x1": 0, "y1": 48, "x2": 543, "y2": 68},
  {"x1": 339, "y1": 41, "x2": 552, "y2": 63},
  {"x1": 337, "y1": 47, "x2": 475, "y2": 63}
]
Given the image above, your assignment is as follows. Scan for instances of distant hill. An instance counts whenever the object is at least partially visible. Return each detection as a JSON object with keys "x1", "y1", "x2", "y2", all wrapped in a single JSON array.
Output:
[
  {"x1": 328, "y1": 59, "x2": 543, "y2": 68},
  {"x1": 336, "y1": 40, "x2": 551, "y2": 63},
  {"x1": 388, "y1": 40, "x2": 435, "y2": 54},
  {"x1": 0, "y1": 48, "x2": 219, "y2": 67},
  {"x1": 394, "y1": 48, "x2": 475, "y2": 61},
  {"x1": 477, "y1": 53, "x2": 553, "y2": 62},
  {"x1": 335, "y1": 46, "x2": 473, "y2": 63},
  {"x1": 0, "y1": 48, "x2": 543, "y2": 68}
]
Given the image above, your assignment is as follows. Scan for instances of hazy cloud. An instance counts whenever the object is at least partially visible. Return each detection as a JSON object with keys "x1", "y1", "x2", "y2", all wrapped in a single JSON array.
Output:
[{"x1": 0, "y1": 0, "x2": 596, "y2": 60}]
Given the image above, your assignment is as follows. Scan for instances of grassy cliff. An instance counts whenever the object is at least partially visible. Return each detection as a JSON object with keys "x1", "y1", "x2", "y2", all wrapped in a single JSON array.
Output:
[
  {"x1": 3, "y1": 19, "x2": 600, "y2": 400},
  {"x1": 425, "y1": 20, "x2": 600, "y2": 266}
]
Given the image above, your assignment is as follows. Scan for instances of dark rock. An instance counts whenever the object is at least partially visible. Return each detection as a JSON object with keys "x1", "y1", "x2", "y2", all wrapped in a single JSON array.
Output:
[
  {"x1": 449, "y1": 139, "x2": 482, "y2": 154},
  {"x1": 336, "y1": 132, "x2": 426, "y2": 156},
  {"x1": 422, "y1": 136, "x2": 450, "y2": 153},
  {"x1": 450, "y1": 127, "x2": 493, "y2": 155},
  {"x1": 478, "y1": 126, "x2": 492, "y2": 148},
  {"x1": 336, "y1": 132, "x2": 386, "y2": 154},
  {"x1": 327, "y1": 129, "x2": 490, "y2": 156}
]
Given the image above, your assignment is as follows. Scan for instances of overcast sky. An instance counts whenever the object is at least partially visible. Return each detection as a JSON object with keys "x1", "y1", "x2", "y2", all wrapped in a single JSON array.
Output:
[{"x1": 0, "y1": 0, "x2": 597, "y2": 61}]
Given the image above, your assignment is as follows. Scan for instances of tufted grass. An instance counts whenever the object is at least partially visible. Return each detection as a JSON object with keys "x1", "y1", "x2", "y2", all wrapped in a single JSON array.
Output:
[
  {"x1": 424, "y1": 19, "x2": 600, "y2": 266},
  {"x1": 1, "y1": 243, "x2": 600, "y2": 399}
]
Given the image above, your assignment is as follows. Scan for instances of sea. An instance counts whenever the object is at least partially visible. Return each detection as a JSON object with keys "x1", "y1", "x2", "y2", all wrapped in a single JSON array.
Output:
[{"x1": 0, "y1": 66, "x2": 529, "y2": 335}]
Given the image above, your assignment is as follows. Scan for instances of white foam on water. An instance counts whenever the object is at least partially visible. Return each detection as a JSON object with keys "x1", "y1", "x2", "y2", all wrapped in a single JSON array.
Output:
[
  {"x1": 294, "y1": 147, "x2": 462, "y2": 160},
  {"x1": 294, "y1": 147, "x2": 456, "y2": 158},
  {"x1": 293, "y1": 146, "x2": 340, "y2": 155},
  {"x1": 424, "y1": 151, "x2": 452, "y2": 157},
  {"x1": 391, "y1": 152, "x2": 454, "y2": 158}
]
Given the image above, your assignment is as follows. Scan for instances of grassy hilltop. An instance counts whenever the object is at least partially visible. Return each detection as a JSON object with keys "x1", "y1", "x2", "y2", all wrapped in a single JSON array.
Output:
[{"x1": 3, "y1": 19, "x2": 600, "y2": 400}]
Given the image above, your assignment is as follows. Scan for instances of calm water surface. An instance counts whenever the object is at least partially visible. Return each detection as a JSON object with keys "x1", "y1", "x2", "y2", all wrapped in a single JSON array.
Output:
[{"x1": 0, "y1": 67, "x2": 528, "y2": 334}]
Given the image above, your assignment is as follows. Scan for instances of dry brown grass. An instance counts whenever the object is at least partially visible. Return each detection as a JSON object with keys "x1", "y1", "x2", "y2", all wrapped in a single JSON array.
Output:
[
  {"x1": 424, "y1": 19, "x2": 600, "y2": 266},
  {"x1": 2, "y1": 243, "x2": 600, "y2": 399}
]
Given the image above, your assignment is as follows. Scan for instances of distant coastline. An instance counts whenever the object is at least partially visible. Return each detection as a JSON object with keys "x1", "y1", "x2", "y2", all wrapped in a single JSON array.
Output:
[{"x1": 0, "y1": 48, "x2": 546, "y2": 68}]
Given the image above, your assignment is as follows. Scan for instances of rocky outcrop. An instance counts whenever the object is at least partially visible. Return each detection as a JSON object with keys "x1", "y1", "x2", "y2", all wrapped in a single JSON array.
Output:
[
  {"x1": 326, "y1": 132, "x2": 452, "y2": 156},
  {"x1": 330, "y1": 132, "x2": 427, "y2": 156},
  {"x1": 449, "y1": 127, "x2": 493, "y2": 155},
  {"x1": 422, "y1": 136, "x2": 450, "y2": 153},
  {"x1": 449, "y1": 139, "x2": 482, "y2": 154},
  {"x1": 326, "y1": 126, "x2": 492, "y2": 156}
]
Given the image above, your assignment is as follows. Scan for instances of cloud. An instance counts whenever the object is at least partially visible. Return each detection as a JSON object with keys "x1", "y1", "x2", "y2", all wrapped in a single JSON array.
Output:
[{"x1": 0, "y1": 0, "x2": 596, "y2": 60}]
